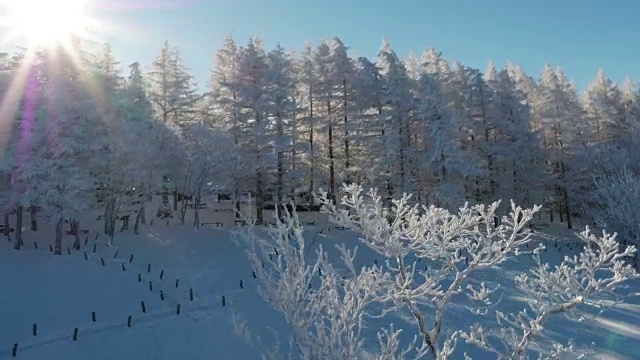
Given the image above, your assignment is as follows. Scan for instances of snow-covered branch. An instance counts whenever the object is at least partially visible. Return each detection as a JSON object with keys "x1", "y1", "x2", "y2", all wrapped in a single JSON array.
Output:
[
  {"x1": 318, "y1": 183, "x2": 541, "y2": 358},
  {"x1": 461, "y1": 228, "x2": 638, "y2": 358},
  {"x1": 236, "y1": 205, "x2": 401, "y2": 359}
]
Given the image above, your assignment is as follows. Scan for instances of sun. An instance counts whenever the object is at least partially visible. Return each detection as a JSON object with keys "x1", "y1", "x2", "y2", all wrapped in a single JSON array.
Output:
[{"x1": 0, "y1": 0, "x2": 93, "y2": 47}]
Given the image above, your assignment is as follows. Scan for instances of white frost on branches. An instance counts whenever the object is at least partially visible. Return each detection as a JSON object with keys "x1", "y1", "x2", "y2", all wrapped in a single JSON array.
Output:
[
  {"x1": 237, "y1": 209, "x2": 396, "y2": 360},
  {"x1": 320, "y1": 184, "x2": 542, "y2": 359},
  {"x1": 461, "y1": 228, "x2": 638, "y2": 359},
  {"x1": 589, "y1": 168, "x2": 640, "y2": 247},
  {"x1": 238, "y1": 184, "x2": 638, "y2": 360}
]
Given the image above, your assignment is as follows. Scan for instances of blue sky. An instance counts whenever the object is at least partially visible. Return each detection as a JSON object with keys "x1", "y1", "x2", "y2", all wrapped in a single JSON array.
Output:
[{"x1": 7, "y1": 0, "x2": 640, "y2": 91}]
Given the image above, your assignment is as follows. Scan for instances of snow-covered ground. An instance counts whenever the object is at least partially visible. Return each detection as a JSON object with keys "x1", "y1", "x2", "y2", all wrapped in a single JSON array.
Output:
[{"x1": 1, "y1": 198, "x2": 639, "y2": 359}]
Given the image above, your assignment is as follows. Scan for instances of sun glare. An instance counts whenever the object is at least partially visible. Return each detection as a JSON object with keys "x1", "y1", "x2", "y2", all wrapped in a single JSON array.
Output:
[{"x1": 1, "y1": 0, "x2": 92, "y2": 47}]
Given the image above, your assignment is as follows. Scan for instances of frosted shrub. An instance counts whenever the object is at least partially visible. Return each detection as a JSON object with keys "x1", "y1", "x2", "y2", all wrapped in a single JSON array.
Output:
[
  {"x1": 237, "y1": 184, "x2": 638, "y2": 359},
  {"x1": 589, "y1": 168, "x2": 640, "y2": 247}
]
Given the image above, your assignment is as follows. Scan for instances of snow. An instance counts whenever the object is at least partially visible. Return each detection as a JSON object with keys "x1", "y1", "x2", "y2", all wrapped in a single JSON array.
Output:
[{"x1": 1, "y1": 198, "x2": 639, "y2": 359}]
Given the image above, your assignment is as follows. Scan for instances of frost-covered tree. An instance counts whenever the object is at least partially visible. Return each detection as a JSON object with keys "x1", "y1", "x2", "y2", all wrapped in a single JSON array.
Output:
[
  {"x1": 121, "y1": 61, "x2": 166, "y2": 234},
  {"x1": 15, "y1": 46, "x2": 97, "y2": 254},
  {"x1": 485, "y1": 66, "x2": 543, "y2": 207},
  {"x1": 447, "y1": 62, "x2": 494, "y2": 203},
  {"x1": 235, "y1": 37, "x2": 270, "y2": 223},
  {"x1": 209, "y1": 34, "x2": 247, "y2": 216},
  {"x1": 588, "y1": 168, "x2": 640, "y2": 249},
  {"x1": 148, "y1": 40, "x2": 200, "y2": 211},
  {"x1": 312, "y1": 39, "x2": 339, "y2": 199},
  {"x1": 347, "y1": 56, "x2": 384, "y2": 190},
  {"x1": 328, "y1": 38, "x2": 355, "y2": 182},
  {"x1": 239, "y1": 184, "x2": 638, "y2": 359},
  {"x1": 264, "y1": 45, "x2": 298, "y2": 208},
  {"x1": 534, "y1": 65, "x2": 587, "y2": 227},
  {"x1": 415, "y1": 47, "x2": 459, "y2": 207},
  {"x1": 295, "y1": 42, "x2": 320, "y2": 206},
  {"x1": 179, "y1": 122, "x2": 235, "y2": 228},
  {"x1": 583, "y1": 69, "x2": 626, "y2": 147},
  {"x1": 148, "y1": 40, "x2": 200, "y2": 126},
  {"x1": 377, "y1": 40, "x2": 414, "y2": 198}
]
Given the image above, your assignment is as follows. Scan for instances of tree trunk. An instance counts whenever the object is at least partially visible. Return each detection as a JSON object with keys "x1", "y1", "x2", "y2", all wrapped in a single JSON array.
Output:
[
  {"x1": 308, "y1": 85, "x2": 315, "y2": 207},
  {"x1": 140, "y1": 204, "x2": 146, "y2": 224},
  {"x1": 134, "y1": 189, "x2": 150, "y2": 233},
  {"x1": 109, "y1": 216, "x2": 116, "y2": 244},
  {"x1": 54, "y1": 213, "x2": 63, "y2": 255},
  {"x1": 398, "y1": 118, "x2": 405, "y2": 194},
  {"x1": 29, "y1": 205, "x2": 37, "y2": 231},
  {"x1": 3, "y1": 211, "x2": 10, "y2": 237},
  {"x1": 256, "y1": 170, "x2": 264, "y2": 224},
  {"x1": 180, "y1": 200, "x2": 187, "y2": 225},
  {"x1": 133, "y1": 206, "x2": 145, "y2": 235},
  {"x1": 104, "y1": 199, "x2": 111, "y2": 235},
  {"x1": 173, "y1": 187, "x2": 178, "y2": 211},
  {"x1": 328, "y1": 100, "x2": 335, "y2": 200},
  {"x1": 194, "y1": 195, "x2": 201, "y2": 229},
  {"x1": 70, "y1": 219, "x2": 80, "y2": 250},
  {"x1": 161, "y1": 179, "x2": 169, "y2": 205},
  {"x1": 343, "y1": 78, "x2": 350, "y2": 174},
  {"x1": 234, "y1": 187, "x2": 241, "y2": 219},
  {"x1": 14, "y1": 205, "x2": 23, "y2": 250},
  {"x1": 108, "y1": 204, "x2": 117, "y2": 245},
  {"x1": 277, "y1": 111, "x2": 284, "y2": 213},
  {"x1": 104, "y1": 197, "x2": 118, "y2": 242}
]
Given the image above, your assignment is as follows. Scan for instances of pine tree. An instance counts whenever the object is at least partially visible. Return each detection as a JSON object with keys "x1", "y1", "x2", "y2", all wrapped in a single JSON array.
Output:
[
  {"x1": 210, "y1": 34, "x2": 246, "y2": 216},
  {"x1": 329, "y1": 37, "x2": 355, "y2": 180},
  {"x1": 148, "y1": 40, "x2": 199, "y2": 211},
  {"x1": 352, "y1": 56, "x2": 384, "y2": 189},
  {"x1": 536, "y1": 65, "x2": 586, "y2": 227},
  {"x1": 265, "y1": 44, "x2": 297, "y2": 209},
  {"x1": 297, "y1": 42, "x2": 319, "y2": 205},
  {"x1": 377, "y1": 39, "x2": 413, "y2": 198},
  {"x1": 417, "y1": 47, "x2": 458, "y2": 206},
  {"x1": 235, "y1": 37, "x2": 269, "y2": 223},
  {"x1": 313, "y1": 40, "x2": 338, "y2": 199}
]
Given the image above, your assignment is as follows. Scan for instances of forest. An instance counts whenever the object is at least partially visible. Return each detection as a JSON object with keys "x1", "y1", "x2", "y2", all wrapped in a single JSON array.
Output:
[{"x1": 0, "y1": 35, "x2": 638, "y2": 254}]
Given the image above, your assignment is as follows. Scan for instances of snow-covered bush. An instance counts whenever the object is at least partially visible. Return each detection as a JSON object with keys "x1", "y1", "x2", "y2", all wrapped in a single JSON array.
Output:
[
  {"x1": 589, "y1": 168, "x2": 640, "y2": 247},
  {"x1": 237, "y1": 184, "x2": 638, "y2": 359}
]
